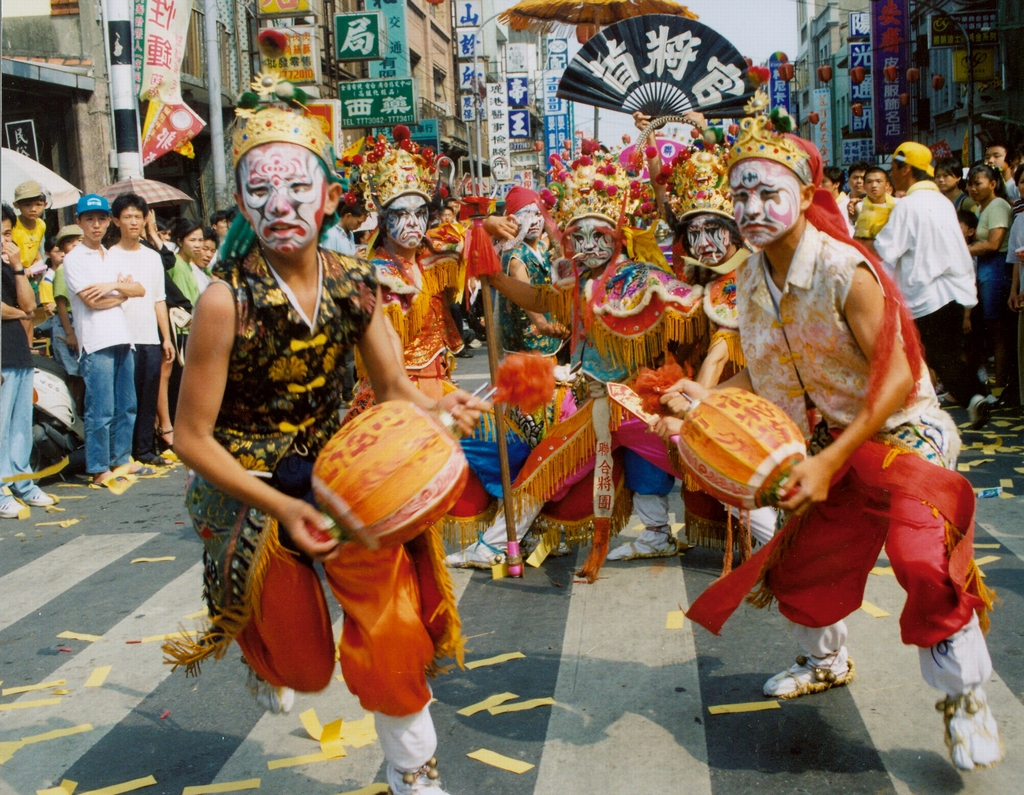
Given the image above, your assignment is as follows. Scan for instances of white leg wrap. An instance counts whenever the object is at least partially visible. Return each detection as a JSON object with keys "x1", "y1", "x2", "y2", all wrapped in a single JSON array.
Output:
[
  {"x1": 633, "y1": 493, "x2": 669, "y2": 528},
  {"x1": 792, "y1": 620, "x2": 848, "y2": 659},
  {"x1": 376, "y1": 702, "x2": 437, "y2": 772},
  {"x1": 480, "y1": 501, "x2": 543, "y2": 548},
  {"x1": 919, "y1": 613, "x2": 992, "y2": 696}
]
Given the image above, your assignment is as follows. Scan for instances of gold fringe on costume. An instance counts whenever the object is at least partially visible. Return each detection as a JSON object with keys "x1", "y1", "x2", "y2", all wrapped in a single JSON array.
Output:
[
  {"x1": 439, "y1": 503, "x2": 499, "y2": 548},
  {"x1": 420, "y1": 253, "x2": 465, "y2": 302},
  {"x1": 588, "y1": 310, "x2": 707, "y2": 375},
  {"x1": 421, "y1": 524, "x2": 467, "y2": 676},
  {"x1": 163, "y1": 518, "x2": 294, "y2": 677},
  {"x1": 943, "y1": 518, "x2": 997, "y2": 634},
  {"x1": 533, "y1": 482, "x2": 634, "y2": 549},
  {"x1": 535, "y1": 284, "x2": 575, "y2": 329},
  {"x1": 710, "y1": 328, "x2": 746, "y2": 369},
  {"x1": 683, "y1": 508, "x2": 730, "y2": 550}
]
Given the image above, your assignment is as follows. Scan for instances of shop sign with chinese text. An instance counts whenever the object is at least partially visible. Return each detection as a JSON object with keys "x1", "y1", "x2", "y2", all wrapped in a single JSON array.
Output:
[
  {"x1": 486, "y1": 82, "x2": 512, "y2": 181},
  {"x1": 261, "y1": 25, "x2": 320, "y2": 85},
  {"x1": 305, "y1": 100, "x2": 342, "y2": 158},
  {"x1": 339, "y1": 78, "x2": 417, "y2": 128},
  {"x1": 811, "y1": 88, "x2": 833, "y2": 165},
  {"x1": 767, "y1": 53, "x2": 790, "y2": 116},
  {"x1": 928, "y1": 12, "x2": 998, "y2": 49},
  {"x1": 369, "y1": 0, "x2": 409, "y2": 79},
  {"x1": 335, "y1": 12, "x2": 385, "y2": 62},
  {"x1": 258, "y1": 0, "x2": 311, "y2": 16},
  {"x1": 871, "y1": 0, "x2": 909, "y2": 155},
  {"x1": 4, "y1": 120, "x2": 38, "y2": 161}
]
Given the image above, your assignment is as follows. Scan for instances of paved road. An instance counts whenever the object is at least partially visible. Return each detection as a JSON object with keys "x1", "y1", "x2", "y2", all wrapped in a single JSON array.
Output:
[{"x1": 1, "y1": 347, "x2": 1022, "y2": 795}]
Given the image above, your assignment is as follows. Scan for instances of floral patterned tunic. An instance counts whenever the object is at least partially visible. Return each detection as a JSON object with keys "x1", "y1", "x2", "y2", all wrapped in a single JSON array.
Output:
[
  {"x1": 499, "y1": 241, "x2": 563, "y2": 357},
  {"x1": 211, "y1": 247, "x2": 377, "y2": 472}
]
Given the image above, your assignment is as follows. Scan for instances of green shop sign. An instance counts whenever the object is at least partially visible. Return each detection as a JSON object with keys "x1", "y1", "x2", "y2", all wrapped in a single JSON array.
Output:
[
  {"x1": 339, "y1": 78, "x2": 418, "y2": 128},
  {"x1": 335, "y1": 12, "x2": 386, "y2": 62}
]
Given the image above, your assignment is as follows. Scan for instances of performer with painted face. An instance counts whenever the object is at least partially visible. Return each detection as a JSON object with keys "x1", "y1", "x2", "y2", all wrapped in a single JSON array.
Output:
[
  {"x1": 658, "y1": 94, "x2": 1000, "y2": 771},
  {"x1": 168, "y1": 68, "x2": 487, "y2": 795}
]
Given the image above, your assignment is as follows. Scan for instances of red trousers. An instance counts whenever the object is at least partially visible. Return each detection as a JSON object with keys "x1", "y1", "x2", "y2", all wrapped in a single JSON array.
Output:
[{"x1": 237, "y1": 540, "x2": 436, "y2": 718}]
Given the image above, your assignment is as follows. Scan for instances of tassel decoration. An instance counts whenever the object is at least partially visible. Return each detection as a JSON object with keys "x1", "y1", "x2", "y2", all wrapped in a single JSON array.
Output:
[{"x1": 495, "y1": 354, "x2": 556, "y2": 414}]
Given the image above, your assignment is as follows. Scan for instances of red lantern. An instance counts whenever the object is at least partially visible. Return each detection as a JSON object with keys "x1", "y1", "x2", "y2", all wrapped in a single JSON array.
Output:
[
  {"x1": 817, "y1": 65, "x2": 833, "y2": 83},
  {"x1": 576, "y1": 24, "x2": 598, "y2": 45},
  {"x1": 883, "y1": 64, "x2": 898, "y2": 82},
  {"x1": 690, "y1": 128, "x2": 701, "y2": 139},
  {"x1": 533, "y1": 140, "x2": 544, "y2": 152},
  {"x1": 776, "y1": 53, "x2": 789, "y2": 64},
  {"x1": 932, "y1": 74, "x2": 946, "y2": 91},
  {"x1": 778, "y1": 62, "x2": 795, "y2": 82},
  {"x1": 728, "y1": 123, "x2": 739, "y2": 136},
  {"x1": 906, "y1": 67, "x2": 920, "y2": 83},
  {"x1": 808, "y1": 112, "x2": 820, "y2": 124},
  {"x1": 425, "y1": 0, "x2": 444, "y2": 5},
  {"x1": 852, "y1": 103, "x2": 864, "y2": 117},
  {"x1": 899, "y1": 93, "x2": 910, "y2": 107},
  {"x1": 850, "y1": 66, "x2": 866, "y2": 85}
]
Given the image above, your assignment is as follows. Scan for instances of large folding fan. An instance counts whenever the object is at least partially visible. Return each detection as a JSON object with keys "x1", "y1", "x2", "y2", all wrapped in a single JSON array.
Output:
[{"x1": 557, "y1": 15, "x2": 754, "y2": 119}]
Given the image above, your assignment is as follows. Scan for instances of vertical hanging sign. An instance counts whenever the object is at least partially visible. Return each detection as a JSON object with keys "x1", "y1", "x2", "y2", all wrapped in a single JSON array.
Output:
[
  {"x1": 811, "y1": 88, "x2": 833, "y2": 164},
  {"x1": 767, "y1": 53, "x2": 790, "y2": 115},
  {"x1": 369, "y1": 0, "x2": 409, "y2": 78},
  {"x1": 486, "y1": 82, "x2": 511, "y2": 181},
  {"x1": 871, "y1": 0, "x2": 910, "y2": 155}
]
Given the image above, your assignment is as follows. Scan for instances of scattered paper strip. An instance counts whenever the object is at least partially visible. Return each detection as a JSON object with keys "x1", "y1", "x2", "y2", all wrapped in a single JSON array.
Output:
[
  {"x1": 334, "y1": 785, "x2": 389, "y2": 795},
  {"x1": 300, "y1": 708, "x2": 323, "y2": 740},
  {"x1": 181, "y1": 779, "x2": 260, "y2": 795},
  {"x1": 869, "y1": 566, "x2": 894, "y2": 576},
  {"x1": 77, "y1": 776, "x2": 156, "y2": 795},
  {"x1": 58, "y1": 631, "x2": 102, "y2": 642},
  {"x1": 975, "y1": 555, "x2": 1000, "y2": 567},
  {"x1": 85, "y1": 667, "x2": 111, "y2": 688},
  {"x1": 860, "y1": 600, "x2": 891, "y2": 618},
  {"x1": 488, "y1": 697, "x2": 555, "y2": 715},
  {"x1": 184, "y1": 609, "x2": 208, "y2": 620},
  {"x1": 708, "y1": 700, "x2": 781, "y2": 715},
  {"x1": 666, "y1": 610, "x2": 685, "y2": 630},
  {"x1": 139, "y1": 631, "x2": 197, "y2": 643},
  {"x1": 2, "y1": 679, "x2": 66, "y2": 696},
  {"x1": 267, "y1": 751, "x2": 329, "y2": 770},
  {"x1": 974, "y1": 543, "x2": 1001, "y2": 549},
  {"x1": 36, "y1": 519, "x2": 79, "y2": 528},
  {"x1": 457, "y1": 693, "x2": 519, "y2": 717},
  {"x1": 526, "y1": 535, "x2": 553, "y2": 568},
  {"x1": 319, "y1": 719, "x2": 347, "y2": 759},
  {"x1": 36, "y1": 780, "x2": 77, "y2": 794},
  {"x1": 491, "y1": 561, "x2": 509, "y2": 580},
  {"x1": 466, "y1": 748, "x2": 535, "y2": 774},
  {"x1": 465, "y1": 652, "x2": 526, "y2": 670},
  {"x1": 0, "y1": 697, "x2": 61, "y2": 712},
  {"x1": 23, "y1": 724, "x2": 93, "y2": 747},
  {"x1": 130, "y1": 557, "x2": 175, "y2": 564},
  {"x1": 338, "y1": 714, "x2": 376, "y2": 748}
]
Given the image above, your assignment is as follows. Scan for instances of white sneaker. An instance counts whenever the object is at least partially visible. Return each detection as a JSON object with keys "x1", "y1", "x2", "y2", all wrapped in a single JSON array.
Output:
[
  {"x1": 22, "y1": 490, "x2": 55, "y2": 507},
  {"x1": 606, "y1": 527, "x2": 677, "y2": 561},
  {"x1": 967, "y1": 394, "x2": 990, "y2": 430},
  {"x1": 245, "y1": 665, "x2": 294, "y2": 714},
  {"x1": 468, "y1": 338, "x2": 483, "y2": 349},
  {"x1": 939, "y1": 687, "x2": 1003, "y2": 770},
  {"x1": 0, "y1": 498, "x2": 22, "y2": 519},
  {"x1": 763, "y1": 650, "x2": 855, "y2": 699},
  {"x1": 386, "y1": 760, "x2": 449, "y2": 795},
  {"x1": 446, "y1": 542, "x2": 505, "y2": 569}
]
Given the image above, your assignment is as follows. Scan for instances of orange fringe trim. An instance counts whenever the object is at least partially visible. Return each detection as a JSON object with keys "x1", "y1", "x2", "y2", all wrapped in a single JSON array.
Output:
[
  {"x1": 422, "y1": 523, "x2": 467, "y2": 676},
  {"x1": 420, "y1": 254, "x2": 464, "y2": 302},
  {"x1": 440, "y1": 503, "x2": 498, "y2": 548},
  {"x1": 163, "y1": 518, "x2": 294, "y2": 677},
  {"x1": 710, "y1": 328, "x2": 745, "y2": 369},
  {"x1": 683, "y1": 508, "x2": 729, "y2": 551},
  {"x1": 533, "y1": 483, "x2": 633, "y2": 549},
  {"x1": 589, "y1": 310, "x2": 708, "y2": 374},
  {"x1": 943, "y1": 518, "x2": 997, "y2": 634}
]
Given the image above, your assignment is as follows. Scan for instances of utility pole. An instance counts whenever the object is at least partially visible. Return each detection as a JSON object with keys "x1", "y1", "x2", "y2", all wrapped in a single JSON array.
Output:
[
  {"x1": 203, "y1": 0, "x2": 230, "y2": 209},
  {"x1": 102, "y1": 0, "x2": 143, "y2": 179}
]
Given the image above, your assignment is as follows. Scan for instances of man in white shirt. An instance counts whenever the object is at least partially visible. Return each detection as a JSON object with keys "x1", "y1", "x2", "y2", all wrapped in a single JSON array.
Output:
[
  {"x1": 321, "y1": 201, "x2": 368, "y2": 256},
  {"x1": 874, "y1": 142, "x2": 990, "y2": 428},
  {"x1": 110, "y1": 193, "x2": 175, "y2": 466},
  {"x1": 63, "y1": 194, "x2": 149, "y2": 485}
]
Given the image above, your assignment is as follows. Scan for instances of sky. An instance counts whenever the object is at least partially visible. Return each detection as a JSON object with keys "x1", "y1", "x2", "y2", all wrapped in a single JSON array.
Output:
[{"x1": 568, "y1": 0, "x2": 800, "y2": 144}]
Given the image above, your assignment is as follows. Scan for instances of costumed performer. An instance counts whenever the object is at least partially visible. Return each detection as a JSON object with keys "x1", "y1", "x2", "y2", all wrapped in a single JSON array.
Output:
[
  {"x1": 655, "y1": 92, "x2": 1001, "y2": 770},
  {"x1": 167, "y1": 69, "x2": 488, "y2": 795}
]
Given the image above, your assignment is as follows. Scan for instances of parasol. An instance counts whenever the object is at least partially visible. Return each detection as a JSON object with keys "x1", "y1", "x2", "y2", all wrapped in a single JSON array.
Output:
[
  {"x1": 98, "y1": 177, "x2": 194, "y2": 207},
  {"x1": 1, "y1": 148, "x2": 81, "y2": 209},
  {"x1": 498, "y1": 0, "x2": 697, "y2": 33}
]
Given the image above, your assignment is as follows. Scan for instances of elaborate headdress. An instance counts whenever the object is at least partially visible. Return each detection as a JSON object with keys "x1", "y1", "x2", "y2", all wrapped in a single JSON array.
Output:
[
  {"x1": 728, "y1": 90, "x2": 812, "y2": 185},
  {"x1": 358, "y1": 125, "x2": 440, "y2": 209},
  {"x1": 547, "y1": 150, "x2": 656, "y2": 229},
  {"x1": 666, "y1": 144, "x2": 734, "y2": 222}
]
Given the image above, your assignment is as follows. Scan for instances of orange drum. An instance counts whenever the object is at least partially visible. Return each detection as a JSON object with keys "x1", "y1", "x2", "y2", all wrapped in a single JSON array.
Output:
[
  {"x1": 312, "y1": 402, "x2": 469, "y2": 549},
  {"x1": 675, "y1": 388, "x2": 805, "y2": 509}
]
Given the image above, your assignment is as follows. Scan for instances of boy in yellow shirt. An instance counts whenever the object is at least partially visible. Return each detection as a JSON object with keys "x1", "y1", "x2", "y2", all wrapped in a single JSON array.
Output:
[
  {"x1": 854, "y1": 165, "x2": 897, "y2": 241},
  {"x1": 12, "y1": 181, "x2": 47, "y2": 272}
]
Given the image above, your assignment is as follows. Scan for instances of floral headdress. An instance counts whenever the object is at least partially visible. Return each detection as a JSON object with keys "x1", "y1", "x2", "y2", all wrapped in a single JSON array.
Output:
[
  {"x1": 547, "y1": 150, "x2": 656, "y2": 230},
  {"x1": 358, "y1": 125, "x2": 440, "y2": 209}
]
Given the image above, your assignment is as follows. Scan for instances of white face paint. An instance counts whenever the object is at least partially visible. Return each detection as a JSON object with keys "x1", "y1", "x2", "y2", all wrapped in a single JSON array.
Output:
[
  {"x1": 685, "y1": 213, "x2": 734, "y2": 265},
  {"x1": 729, "y1": 159, "x2": 803, "y2": 248},
  {"x1": 567, "y1": 217, "x2": 616, "y2": 271},
  {"x1": 383, "y1": 194, "x2": 429, "y2": 250},
  {"x1": 514, "y1": 203, "x2": 545, "y2": 242},
  {"x1": 238, "y1": 143, "x2": 327, "y2": 255}
]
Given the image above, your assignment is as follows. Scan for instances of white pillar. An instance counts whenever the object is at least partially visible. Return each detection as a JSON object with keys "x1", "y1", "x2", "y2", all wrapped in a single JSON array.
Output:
[
  {"x1": 102, "y1": 0, "x2": 143, "y2": 179},
  {"x1": 203, "y1": 0, "x2": 230, "y2": 209}
]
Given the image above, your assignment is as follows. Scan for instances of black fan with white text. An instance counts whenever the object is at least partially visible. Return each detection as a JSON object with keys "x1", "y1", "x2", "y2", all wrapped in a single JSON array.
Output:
[{"x1": 556, "y1": 15, "x2": 754, "y2": 119}]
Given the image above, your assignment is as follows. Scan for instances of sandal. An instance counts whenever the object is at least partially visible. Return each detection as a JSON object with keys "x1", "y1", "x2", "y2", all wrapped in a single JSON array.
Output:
[{"x1": 156, "y1": 427, "x2": 174, "y2": 450}]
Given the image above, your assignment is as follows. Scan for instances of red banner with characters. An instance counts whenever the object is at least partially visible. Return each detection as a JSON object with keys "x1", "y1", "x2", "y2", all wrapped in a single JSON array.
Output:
[{"x1": 871, "y1": 0, "x2": 911, "y2": 155}]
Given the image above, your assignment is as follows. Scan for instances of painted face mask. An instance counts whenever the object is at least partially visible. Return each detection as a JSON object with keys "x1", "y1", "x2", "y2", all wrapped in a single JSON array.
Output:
[
  {"x1": 685, "y1": 214, "x2": 734, "y2": 265},
  {"x1": 567, "y1": 217, "x2": 616, "y2": 271},
  {"x1": 239, "y1": 143, "x2": 327, "y2": 255},
  {"x1": 383, "y1": 194, "x2": 429, "y2": 250},
  {"x1": 514, "y1": 204, "x2": 545, "y2": 242},
  {"x1": 729, "y1": 160, "x2": 803, "y2": 248}
]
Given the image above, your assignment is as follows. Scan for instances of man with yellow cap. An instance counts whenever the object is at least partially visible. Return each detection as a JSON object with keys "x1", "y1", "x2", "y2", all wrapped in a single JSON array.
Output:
[
  {"x1": 168, "y1": 64, "x2": 487, "y2": 795},
  {"x1": 874, "y1": 141, "x2": 990, "y2": 428}
]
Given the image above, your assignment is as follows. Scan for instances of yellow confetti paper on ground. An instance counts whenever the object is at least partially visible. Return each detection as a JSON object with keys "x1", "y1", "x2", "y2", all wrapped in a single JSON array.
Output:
[
  {"x1": 1000, "y1": 479, "x2": 1014, "y2": 488},
  {"x1": 974, "y1": 543, "x2": 1001, "y2": 549},
  {"x1": 869, "y1": 566, "x2": 894, "y2": 576},
  {"x1": 3, "y1": 679, "x2": 66, "y2": 696},
  {"x1": 708, "y1": 701, "x2": 782, "y2": 715},
  {"x1": 78, "y1": 776, "x2": 156, "y2": 795},
  {"x1": 666, "y1": 611, "x2": 685, "y2": 630},
  {"x1": 491, "y1": 561, "x2": 509, "y2": 580},
  {"x1": 466, "y1": 749, "x2": 535, "y2": 774},
  {"x1": 181, "y1": 779, "x2": 261, "y2": 794},
  {"x1": 267, "y1": 751, "x2": 329, "y2": 769},
  {"x1": 526, "y1": 535, "x2": 553, "y2": 568},
  {"x1": 465, "y1": 652, "x2": 526, "y2": 670},
  {"x1": 860, "y1": 601, "x2": 890, "y2": 618},
  {"x1": 338, "y1": 714, "x2": 377, "y2": 748},
  {"x1": 140, "y1": 631, "x2": 197, "y2": 643},
  {"x1": 334, "y1": 785, "x2": 389, "y2": 795},
  {"x1": 999, "y1": 491, "x2": 1014, "y2": 499},
  {"x1": 36, "y1": 519, "x2": 79, "y2": 528},
  {"x1": 0, "y1": 740, "x2": 25, "y2": 763},
  {"x1": 55, "y1": 483, "x2": 84, "y2": 488},
  {"x1": 0, "y1": 697, "x2": 61, "y2": 711},
  {"x1": 57, "y1": 495, "x2": 87, "y2": 499},
  {"x1": 36, "y1": 779, "x2": 77, "y2": 794},
  {"x1": 300, "y1": 708, "x2": 323, "y2": 740},
  {"x1": 975, "y1": 556, "x2": 1000, "y2": 566},
  {"x1": 457, "y1": 693, "x2": 519, "y2": 717},
  {"x1": 22, "y1": 724, "x2": 93, "y2": 746},
  {"x1": 488, "y1": 697, "x2": 556, "y2": 715},
  {"x1": 85, "y1": 667, "x2": 111, "y2": 688},
  {"x1": 130, "y1": 557, "x2": 175, "y2": 564},
  {"x1": 320, "y1": 719, "x2": 347, "y2": 759},
  {"x1": 57, "y1": 631, "x2": 102, "y2": 642},
  {"x1": 184, "y1": 609, "x2": 208, "y2": 620},
  {"x1": 46, "y1": 506, "x2": 66, "y2": 513}
]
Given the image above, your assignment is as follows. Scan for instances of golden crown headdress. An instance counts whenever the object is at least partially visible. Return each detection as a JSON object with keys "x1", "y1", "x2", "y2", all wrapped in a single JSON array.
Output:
[
  {"x1": 232, "y1": 71, "x2": 335, "y2": 169},
  {"x1": 729, "y1": 90, "x2": 812, "y2": 184},
  {"x1": 548, "y1": 150, "x2": 656, "y2": 229},
  {"x1": 666, "y1": 144, "x2": 733, "y2": 222},
  {"x1": 358, "y1": 126, "x2": 440, "y2": 209}
]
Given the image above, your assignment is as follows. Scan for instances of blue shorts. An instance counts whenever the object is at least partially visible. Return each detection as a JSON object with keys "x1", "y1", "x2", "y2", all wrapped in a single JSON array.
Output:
[{"x1": 976, "y1": 252, "x2": 1012, "y2": 321}]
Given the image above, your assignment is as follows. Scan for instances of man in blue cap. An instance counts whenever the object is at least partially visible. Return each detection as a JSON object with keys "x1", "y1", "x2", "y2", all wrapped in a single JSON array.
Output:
[{"x1": 63, "y1": 194, "x2": 153, "y2": 486}]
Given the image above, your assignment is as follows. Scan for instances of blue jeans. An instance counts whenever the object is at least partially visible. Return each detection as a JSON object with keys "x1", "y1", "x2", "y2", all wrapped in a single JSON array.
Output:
[
  {"x1": 81, "y1": 345, "x2": 137, "y2": 474},
  {"x1": 0, "y1": 366, "x2": 43, "y2": 499}
]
